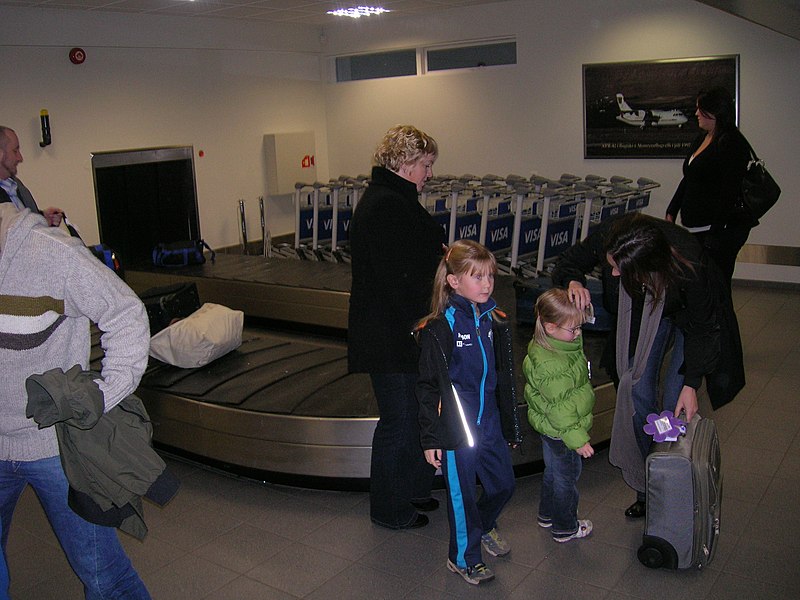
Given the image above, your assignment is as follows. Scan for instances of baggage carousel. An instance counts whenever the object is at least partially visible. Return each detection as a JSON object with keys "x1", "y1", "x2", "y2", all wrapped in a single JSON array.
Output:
[{"x1": 121, "y1": 254, "x2": 616, "y2": 489}]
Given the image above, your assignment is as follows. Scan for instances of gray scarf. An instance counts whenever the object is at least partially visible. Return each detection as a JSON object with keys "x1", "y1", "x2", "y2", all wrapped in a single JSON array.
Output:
[{"x1": 609, "y1": 284, "x2": 664, "y2": 492}]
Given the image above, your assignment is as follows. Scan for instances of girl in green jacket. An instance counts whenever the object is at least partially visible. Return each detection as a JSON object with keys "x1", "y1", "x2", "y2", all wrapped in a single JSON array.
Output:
[{"x1": 523, "y1": 288, "x2": 595, "y2": 542}]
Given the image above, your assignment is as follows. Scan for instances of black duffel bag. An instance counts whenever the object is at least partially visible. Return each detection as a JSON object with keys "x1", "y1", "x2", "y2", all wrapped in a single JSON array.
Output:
[{"x1": 139, "y1": 282, "x2": 201, "y2": 335}]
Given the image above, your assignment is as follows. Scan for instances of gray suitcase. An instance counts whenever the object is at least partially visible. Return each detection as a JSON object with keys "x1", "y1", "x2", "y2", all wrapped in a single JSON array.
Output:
[{"x1": 637, "y1": 415, "x2": 722, "y2": 570}]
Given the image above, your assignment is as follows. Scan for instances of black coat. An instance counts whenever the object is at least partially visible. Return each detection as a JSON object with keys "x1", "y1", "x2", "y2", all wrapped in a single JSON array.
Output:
[
  {"x1": 347, "y1": 166, "x2": 445, "y2": 373},
  {"x1": 666, "y1": 130, "x2": 751, "y2": 229},
  {"x1": 551, "y1": 215, "x2": 744, "y2": 408}
]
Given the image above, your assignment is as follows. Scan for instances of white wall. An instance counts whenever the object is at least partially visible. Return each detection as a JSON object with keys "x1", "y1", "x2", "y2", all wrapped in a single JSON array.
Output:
[
  {"x1": 1, "y1": 7, "x2": 326, "y2": 247},
  {"x1": 2, "y1": 1, "x2": 798, "y2": 282},
  {"x1": 322, "y1": 0, "x2": 800, "y2": 282}
]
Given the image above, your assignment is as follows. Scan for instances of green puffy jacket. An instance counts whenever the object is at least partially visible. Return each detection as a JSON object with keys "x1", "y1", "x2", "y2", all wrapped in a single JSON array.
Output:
[{"x1": 523, "y1": 336, "x2": 595, "y2": 450}]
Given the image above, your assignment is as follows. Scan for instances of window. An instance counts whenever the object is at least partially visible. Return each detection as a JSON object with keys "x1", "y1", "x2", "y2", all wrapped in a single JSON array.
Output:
[
  {"x1": 335, "y1": 49, "x2": 417, "y2": 82},
  {"x1": 332, "y1": 38, "x2": 517, "y2": 82},
  {"x1": 426, "y1": 41, "x2": 516, "y2": 72}
]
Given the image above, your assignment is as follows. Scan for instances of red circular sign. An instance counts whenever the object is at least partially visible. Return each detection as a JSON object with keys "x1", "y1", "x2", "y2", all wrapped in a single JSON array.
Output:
[{"x1": 69, "y1": 48, "x2": 86, "y2": 65}]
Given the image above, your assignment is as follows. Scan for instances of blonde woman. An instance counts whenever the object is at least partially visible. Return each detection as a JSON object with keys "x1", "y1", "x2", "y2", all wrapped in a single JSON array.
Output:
[{"x1": 348, "y1": 125, "x2": 445, "y2": 529}]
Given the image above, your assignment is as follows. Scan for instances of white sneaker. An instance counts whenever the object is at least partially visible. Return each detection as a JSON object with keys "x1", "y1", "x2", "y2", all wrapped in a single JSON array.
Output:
[{"x1": 553, "y1": 519, "x2": 593, "y2": 542}]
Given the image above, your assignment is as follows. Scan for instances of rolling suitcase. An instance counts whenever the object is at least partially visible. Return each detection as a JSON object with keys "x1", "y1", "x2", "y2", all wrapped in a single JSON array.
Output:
[{"x1": 637, "y1": 415, "x2": 722, "y2": 570}]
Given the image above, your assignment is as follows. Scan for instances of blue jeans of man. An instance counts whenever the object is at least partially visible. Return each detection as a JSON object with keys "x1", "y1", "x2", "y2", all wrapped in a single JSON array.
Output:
[
  {"x1": 631, "y1": 318, "x2": 685, "y2": 502},
  {"x1": 0, "y1": 456, "x2": 151, "y2": 600},
  {"x1": 369, "y1": 373, "x2": 435, "y2": 528},
  {"x1": 539, "y1": 435, "x2": 582, "y2": 537},
  {"x1": 0, "y1": 515, "x2": 8, "y2": 600}
]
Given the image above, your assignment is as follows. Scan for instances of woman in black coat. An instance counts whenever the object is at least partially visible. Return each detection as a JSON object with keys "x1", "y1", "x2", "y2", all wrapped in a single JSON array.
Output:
[
  {"x1": 348, "y1": 125, "x2": 445, "y2": 529},
  {"x1": 666, "y1": 87, "x2": 752, "y2": 288}
]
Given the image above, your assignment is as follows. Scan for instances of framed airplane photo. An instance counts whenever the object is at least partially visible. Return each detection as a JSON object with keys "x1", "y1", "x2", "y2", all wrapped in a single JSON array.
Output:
[{"x1": 583, "y1": 55, "x2": 739, "y2": 158}]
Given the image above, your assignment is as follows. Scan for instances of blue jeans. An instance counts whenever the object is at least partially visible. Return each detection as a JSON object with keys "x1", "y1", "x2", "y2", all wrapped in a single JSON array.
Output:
[
  {"x1": 0, "y1": 515, "x2": 8, "y2": 600},
  {"x1": 631, "y1": 319, "x2": 685, "y2": 502},
  {"x1": 539, "y1": 435, "x2": 582, "y2": 537},
  {"x1": 0, "y1": 456, "x2": 151, "y2": 600},
  {"x1": 369, "y1": 373, "x2": 435, "y2": 528}
]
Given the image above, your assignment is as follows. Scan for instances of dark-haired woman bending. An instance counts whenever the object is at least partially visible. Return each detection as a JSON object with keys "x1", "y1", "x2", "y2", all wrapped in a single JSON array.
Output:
[{"x1": 551, "y1": 213, "x2": 740, "y2": 519}]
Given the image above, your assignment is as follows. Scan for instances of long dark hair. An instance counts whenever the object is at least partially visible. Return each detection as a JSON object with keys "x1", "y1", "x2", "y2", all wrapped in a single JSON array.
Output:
[
  {"x1": 605, "y1": 214, "x2": 694, "y2": 302},
  {"x1": 696, "y1": 86, "x2": 738, "y2": 143}
]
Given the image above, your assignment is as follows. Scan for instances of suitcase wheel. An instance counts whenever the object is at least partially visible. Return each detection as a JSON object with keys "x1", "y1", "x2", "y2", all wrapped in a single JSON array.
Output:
[
  {"x1": 637, "y1": 545, "x2": 664, "y2": 569},
  {"x1": 638, "y1": 535, "x2": 679, "y2": 569}
]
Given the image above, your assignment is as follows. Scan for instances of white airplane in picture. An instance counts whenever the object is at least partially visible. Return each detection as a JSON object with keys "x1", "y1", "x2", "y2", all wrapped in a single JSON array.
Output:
[{"x1": 615, "y1": 93, "x2": 688, "y2": 128}]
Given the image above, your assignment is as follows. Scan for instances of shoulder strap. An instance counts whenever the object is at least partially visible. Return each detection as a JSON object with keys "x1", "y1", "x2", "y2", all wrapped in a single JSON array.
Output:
[
  {"x1": 739, "y1": 131, "x2": 760, "y2": 163},
  {"x1": 62, "y1": 214, "x2": 84, "y2": 241},
  {"x1": 199, "y1": 239, "x2": 216, "y2": 263}
]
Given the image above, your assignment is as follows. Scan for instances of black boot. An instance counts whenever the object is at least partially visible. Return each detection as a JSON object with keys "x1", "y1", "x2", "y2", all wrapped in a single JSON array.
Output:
[{"x1": 625, "y1": 500, "x2": 646, "y2": 518}]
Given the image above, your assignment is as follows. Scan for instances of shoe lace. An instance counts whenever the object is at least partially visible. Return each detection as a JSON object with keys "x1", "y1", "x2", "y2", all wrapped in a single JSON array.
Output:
[{"x1": 469, "y1": 563, "x2": 489, "y2": 575}]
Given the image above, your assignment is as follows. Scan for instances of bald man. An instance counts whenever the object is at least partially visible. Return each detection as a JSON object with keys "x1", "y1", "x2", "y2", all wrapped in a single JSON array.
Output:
[{"x1": 0, "y1": 125, "x2": 63, "y2": 227}]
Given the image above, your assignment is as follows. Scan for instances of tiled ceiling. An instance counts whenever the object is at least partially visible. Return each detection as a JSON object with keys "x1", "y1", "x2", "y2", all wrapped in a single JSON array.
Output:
[
  {"x1": 0, "y1": 0, "x2": 513, "y2": 25},
  {"x1": 1, "y1": 0, "x2": 798, "y2": 39}
]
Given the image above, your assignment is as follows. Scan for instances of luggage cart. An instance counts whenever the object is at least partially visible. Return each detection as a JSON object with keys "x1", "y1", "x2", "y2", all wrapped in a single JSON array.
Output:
[
  {"x1": 480, "y1": 183, "x2": 516, "y2": 274},
  {"x1": 292, "y1": 181, "x2": 335, "y2": 261},
  {"x1": 423, "y1": 180, "x2": 482, "y2": 245},
  {"x1": 532, "y1": 187, "x2": 587, "y2": 275},
  {"x1": 507, "y1": 182, "x2": 543, "y2": 277}
]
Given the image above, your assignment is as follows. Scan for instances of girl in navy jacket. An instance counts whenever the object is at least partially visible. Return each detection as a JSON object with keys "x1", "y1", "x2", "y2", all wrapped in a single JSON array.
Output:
[{"x1": 416, "y1": 240, "x2": 521, "y2": 586}]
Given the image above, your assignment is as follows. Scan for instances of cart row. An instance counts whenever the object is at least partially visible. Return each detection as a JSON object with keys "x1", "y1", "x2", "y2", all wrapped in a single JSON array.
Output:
[{"x1": 270, "y1": 172, "x2": 659, "y2": 277}]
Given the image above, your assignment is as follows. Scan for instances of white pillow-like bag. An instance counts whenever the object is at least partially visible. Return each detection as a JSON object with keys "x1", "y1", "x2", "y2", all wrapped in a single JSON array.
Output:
[{"x1": 149, "y1": 302, "x2": 244, "y2": 368}]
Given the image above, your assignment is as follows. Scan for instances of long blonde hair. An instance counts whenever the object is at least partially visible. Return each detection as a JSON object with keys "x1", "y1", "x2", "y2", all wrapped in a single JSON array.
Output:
[
  {"x1": 533, "y1": 288, "x2": 591, "y2": 351},
  {"x1": 418, "y1": 240, "x2": 497, "y2": 327}
]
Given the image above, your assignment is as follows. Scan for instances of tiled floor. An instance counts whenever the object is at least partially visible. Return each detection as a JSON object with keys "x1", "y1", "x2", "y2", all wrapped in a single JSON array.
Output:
[{"x1": 5, "y1": 284, "x2": 800, "y2": 599}]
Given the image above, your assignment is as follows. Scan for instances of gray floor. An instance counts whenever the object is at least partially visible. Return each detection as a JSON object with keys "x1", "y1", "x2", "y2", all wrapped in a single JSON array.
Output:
[{"x1": 6, "y1": 284, "x2": 800, "y2": 599}]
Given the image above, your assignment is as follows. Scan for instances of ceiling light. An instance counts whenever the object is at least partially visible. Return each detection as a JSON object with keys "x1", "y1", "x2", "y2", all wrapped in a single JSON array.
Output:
[{"x1": 327, "y1": 6, "x2": 390, "y2": 19}]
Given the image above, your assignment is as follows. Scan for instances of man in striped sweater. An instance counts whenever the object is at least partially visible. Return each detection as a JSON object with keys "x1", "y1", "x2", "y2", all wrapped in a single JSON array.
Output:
[{"x1": 0, "y1": 203, "x2": 151, "y2": 598}]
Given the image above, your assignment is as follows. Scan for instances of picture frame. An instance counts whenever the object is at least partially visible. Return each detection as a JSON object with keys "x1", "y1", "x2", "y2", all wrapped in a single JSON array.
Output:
[{"x1": 583, "y1": 55, "x2": 739, "y2": 158}]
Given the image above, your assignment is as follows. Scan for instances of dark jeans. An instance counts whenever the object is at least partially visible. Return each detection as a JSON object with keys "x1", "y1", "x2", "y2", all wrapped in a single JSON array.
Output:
[
  {"x1": 369, "y1": 373, "x2": 435, "y2": 528},
  {"x1": 539, "y1": 435, "x2": 582, "y2": 537},
  {"x1": 631, "y1": 319, "x2": 684, "y2": 503},
  {"x1": 0, "y1": 456, "x2": 151, "y2": 599},
  {"x1": 0, "y1": 515, "x2": 7, "y2": 600}
]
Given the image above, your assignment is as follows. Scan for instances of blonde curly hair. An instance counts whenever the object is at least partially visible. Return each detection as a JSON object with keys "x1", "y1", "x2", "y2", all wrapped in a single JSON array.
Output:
[{"x1": 373, "y1": 125, "x2": 438, "y2": 172}]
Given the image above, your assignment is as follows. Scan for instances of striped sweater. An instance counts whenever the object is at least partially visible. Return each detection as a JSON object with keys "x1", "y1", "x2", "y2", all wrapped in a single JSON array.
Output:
[{"x1": 0, "y1": 205, "x2": 149, "y2": 461}]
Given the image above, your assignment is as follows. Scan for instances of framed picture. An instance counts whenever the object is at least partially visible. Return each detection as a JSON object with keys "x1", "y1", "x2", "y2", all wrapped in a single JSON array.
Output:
[{"x1": 583, "y1": 55, "x2": 739, "y2": 158}]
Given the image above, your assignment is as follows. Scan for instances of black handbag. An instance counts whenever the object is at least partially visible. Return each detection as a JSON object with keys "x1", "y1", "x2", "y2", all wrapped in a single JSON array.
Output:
[
  {"x1": 139, "y1": 282, "x2": 202, "y2": 335},
  {"x1": 152, "y1": 240, "x2": 216, "y2": 268},
  {"x1": 740, "y1": 140, "x2": 781, "y2": 224}
]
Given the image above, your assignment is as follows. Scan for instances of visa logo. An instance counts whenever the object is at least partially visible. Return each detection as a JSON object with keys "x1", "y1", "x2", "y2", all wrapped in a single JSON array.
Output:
[
  {"x1": 490, "y1": 227, "x2": 509, "y2": 243},
  {"x1": 459, "y1": 224, "x2": 477, "y2": 238},
  {"x1": 550, "y1": 230, "x2": 570, "y2": 246},
  {"x1": 524, "y1": 229, "x2": 540, "y2": 244}
]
